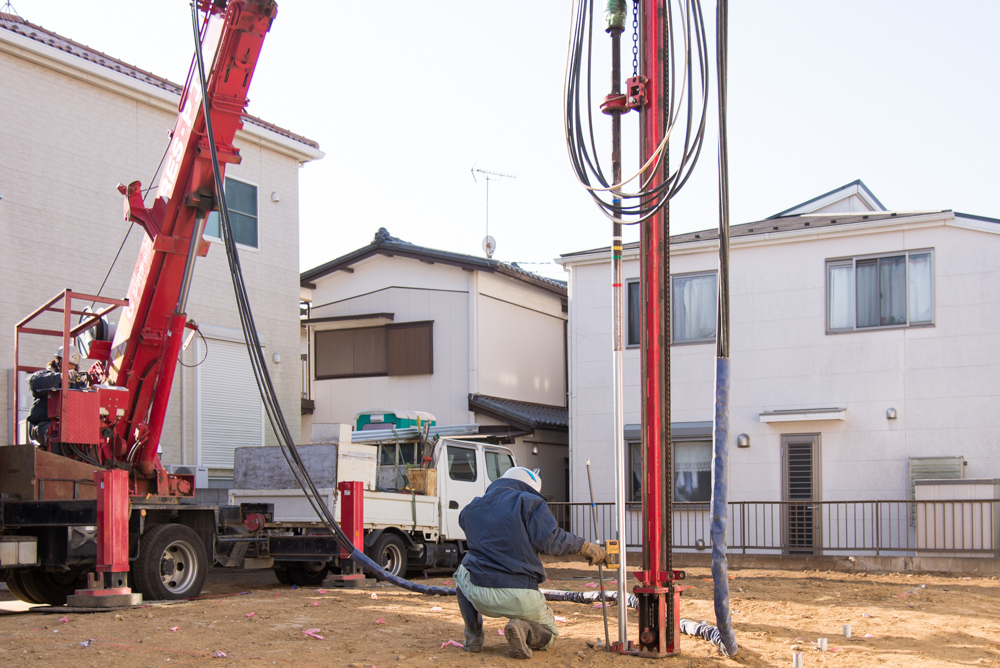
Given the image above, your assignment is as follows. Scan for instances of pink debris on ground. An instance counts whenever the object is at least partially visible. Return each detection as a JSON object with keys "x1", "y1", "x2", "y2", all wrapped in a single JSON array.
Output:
[
  {"x1": 58, "y1": 616, "x2": 69, "y2": 623},
  {"x1": 584, "y1": 582, "x2": 598, "y2": 588},
  {"x1": 440, "y1": 639, "x2": 464, "y2": 649},
  {"x1": 554, "y1": 616, "x2": 567, "y2": 623},
  {"x1": 370, "y1": 593, "x2": 378, "y2": 600},
  {"x1": 430, "y1": 606, "x2": 443, "y2": 611},
  {"x1": 245, "y1": 613, "x2": 255, "y2": 618},
  {"x1": 498, "y1": 629, "x2": 505, "y2": 636},
  {"x1": 311, "y1": 601, "x2": 320, "y2": 606},
  {"x1": 302, "y1": 628, "x2": 325, "y2": 640},
  {"x1": 375, "y1": 617, "x2": 385, "y2": 624},
  {"x1": 317, "y1": 589, "x2": 327, "y2": 594},
  {"x1": 170, "y1": 627, "x2": 180, "y2": 631},
  {"x1": 213, "y1": 650, "x2": 227, "y2": 658}
]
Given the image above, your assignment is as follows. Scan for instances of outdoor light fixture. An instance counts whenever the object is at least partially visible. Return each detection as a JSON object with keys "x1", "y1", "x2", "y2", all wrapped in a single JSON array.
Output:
[
  {"x1": 737, "y1": 433, "x2": 750, "y2": 448},
  {"x1": 886, "y1": 408, "x2": 898, "y2": 420},
  {"x1": 272, "y1": 353, "x2": 281, "y2": 364},
  {"x1": 532, "y1": 445, "x2": 538, "y2": 455},
  {"x1": 270, "y1": 191, "x2": 280, "y2": 203}
]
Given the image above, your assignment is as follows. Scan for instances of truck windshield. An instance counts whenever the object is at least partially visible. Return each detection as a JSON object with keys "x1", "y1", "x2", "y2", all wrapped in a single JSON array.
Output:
[{"x1": 485, "y1": 450, "x2": 515, "y2": 481}]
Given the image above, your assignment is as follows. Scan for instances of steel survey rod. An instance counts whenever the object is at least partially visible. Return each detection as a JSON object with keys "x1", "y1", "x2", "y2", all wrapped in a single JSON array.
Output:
[{"x1": 585, "y1": 459, "x2": 611, "y2": 649}]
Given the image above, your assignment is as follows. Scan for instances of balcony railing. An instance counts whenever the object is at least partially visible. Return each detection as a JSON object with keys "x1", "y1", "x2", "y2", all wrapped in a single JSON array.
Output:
[{"x1": 548, "y1": 499, "x2": 1000, "y2": 557}]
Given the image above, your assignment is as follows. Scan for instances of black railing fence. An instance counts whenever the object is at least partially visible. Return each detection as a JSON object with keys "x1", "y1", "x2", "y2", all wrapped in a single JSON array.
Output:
[{"x1": 548, "y1": 499, "x2": 1000, "y2": 557}]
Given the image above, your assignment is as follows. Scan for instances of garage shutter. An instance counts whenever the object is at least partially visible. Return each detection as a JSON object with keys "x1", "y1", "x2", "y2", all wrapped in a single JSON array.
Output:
[{"x1": 196, "y1": 337, "x2": 264, "y2": 469}]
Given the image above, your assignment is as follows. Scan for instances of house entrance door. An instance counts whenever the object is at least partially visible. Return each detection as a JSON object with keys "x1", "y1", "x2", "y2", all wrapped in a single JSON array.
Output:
[{"x1": 782, "y1": 433, "x2": 821, "y2": 554}]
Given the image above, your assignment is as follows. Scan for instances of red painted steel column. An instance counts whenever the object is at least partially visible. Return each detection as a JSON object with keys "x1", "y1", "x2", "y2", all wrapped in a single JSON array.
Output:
[
  {"x1": 95, "y1": 469, "x2": 131, "y2": 588},
  {"x1": 635, "y1": 0, "x2": 680, "y2": 657},
  {"x1": 338, "y1": 481, "x2": 365, "y2": 556}
]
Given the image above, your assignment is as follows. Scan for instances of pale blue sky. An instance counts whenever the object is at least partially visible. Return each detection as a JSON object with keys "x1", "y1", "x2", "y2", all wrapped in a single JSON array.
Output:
[{"x1": 14, "y1": 1, "x2": 1000, "y2": 275}]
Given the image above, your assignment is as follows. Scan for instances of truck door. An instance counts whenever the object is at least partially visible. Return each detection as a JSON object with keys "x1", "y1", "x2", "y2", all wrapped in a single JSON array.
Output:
[{"x1": 441, "y1": 443, "x2": 488, "y2": 540}]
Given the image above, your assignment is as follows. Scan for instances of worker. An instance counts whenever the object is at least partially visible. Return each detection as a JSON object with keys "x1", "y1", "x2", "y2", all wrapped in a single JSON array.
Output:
[
  {"x1": 455, "y1": 466, "x2": 608, "y2": 659},
  {"x1": 27, "y1": 346, "x2": 87, "y2": 450}
]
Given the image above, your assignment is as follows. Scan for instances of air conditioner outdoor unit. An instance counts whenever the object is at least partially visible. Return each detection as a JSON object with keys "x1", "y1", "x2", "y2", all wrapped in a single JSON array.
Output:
[{"x1": 166, "y1": 465, "x2": 209, "y2": 489}]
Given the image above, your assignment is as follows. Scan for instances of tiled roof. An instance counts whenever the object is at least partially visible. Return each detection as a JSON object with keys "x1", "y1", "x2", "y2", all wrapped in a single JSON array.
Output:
[
  {"x1": 468, "y1": 394, "x2": 568, "y2": 431},
  {"x1": 301, "y1": 228, "x2": 567, "y2": 296},
  {"x1": 0, "y1": 12, "x2": 319, "y2": 151}
]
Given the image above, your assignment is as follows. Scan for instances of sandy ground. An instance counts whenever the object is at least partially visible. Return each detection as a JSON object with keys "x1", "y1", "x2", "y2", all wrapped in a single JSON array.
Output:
[{"x1": 0, "y1": 561, "x2": 998, "y2": 667}]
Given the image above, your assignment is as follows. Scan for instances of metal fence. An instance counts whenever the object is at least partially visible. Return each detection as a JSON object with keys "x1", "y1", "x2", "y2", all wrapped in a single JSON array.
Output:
[{"x1": 548, "y1": 499, "x2": 1000, "y2": 557}]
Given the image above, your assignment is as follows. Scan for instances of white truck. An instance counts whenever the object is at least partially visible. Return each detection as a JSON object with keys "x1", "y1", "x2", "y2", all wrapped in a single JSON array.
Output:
[{"x1": 228, "y1": 427, "x2": 517, "y2": 584}]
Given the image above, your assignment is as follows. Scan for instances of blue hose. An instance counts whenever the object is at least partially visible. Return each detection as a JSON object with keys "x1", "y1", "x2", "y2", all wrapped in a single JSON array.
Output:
[{"x1": 711, "y1": 357, "x2": 738, "y2": 656}]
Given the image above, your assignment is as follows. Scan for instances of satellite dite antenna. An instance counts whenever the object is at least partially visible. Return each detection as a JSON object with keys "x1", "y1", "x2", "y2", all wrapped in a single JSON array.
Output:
[{"x1": 470, "y1": 166, "x2": 515, "y2": 259}]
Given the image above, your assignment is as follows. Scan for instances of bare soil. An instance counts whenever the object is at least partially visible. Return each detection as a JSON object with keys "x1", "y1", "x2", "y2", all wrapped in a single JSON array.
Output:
[{"x1": 0, "y1": 561, "x2": 998, "y2": 667}]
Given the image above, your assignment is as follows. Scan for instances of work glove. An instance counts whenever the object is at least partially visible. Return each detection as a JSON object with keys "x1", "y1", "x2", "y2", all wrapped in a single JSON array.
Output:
[{"x1": 580, "y1": 541, "x2": 608, "y2": 567}]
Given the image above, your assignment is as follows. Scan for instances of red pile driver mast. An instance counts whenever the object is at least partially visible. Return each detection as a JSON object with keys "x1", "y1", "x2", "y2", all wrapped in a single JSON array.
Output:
[
  {"x1": 632, "y1": 0, "x2": 683, "y2": 656},
  {"x1": 107, "y1": 0, "x2": 277, "y2": 496}
]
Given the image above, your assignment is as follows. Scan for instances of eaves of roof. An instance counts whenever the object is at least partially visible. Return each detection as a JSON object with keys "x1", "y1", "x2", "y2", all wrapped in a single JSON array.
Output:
[
  {"x1": 468, "y1": 394, "x2": 568, "y2": 432},
  {"x1": 559, "y1": 209, "x2": 964, "y2": 262},
  {"x1": 0, "y1": 13, "x2": 319, "y2": 153},
  {"x1": 300, "y1": 228, "x2": 567, "y2": 297}
]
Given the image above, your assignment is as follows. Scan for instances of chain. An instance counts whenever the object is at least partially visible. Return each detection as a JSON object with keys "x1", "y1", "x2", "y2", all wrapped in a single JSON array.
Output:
[{"x1": 631, "y1": 0, "x2": 639, "y2": 77}]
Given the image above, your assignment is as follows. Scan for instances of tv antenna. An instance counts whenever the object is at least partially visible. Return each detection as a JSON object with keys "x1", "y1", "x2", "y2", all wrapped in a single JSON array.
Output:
[{"x1": 471, "y1": 166, "x2": 515, "y2": 259}]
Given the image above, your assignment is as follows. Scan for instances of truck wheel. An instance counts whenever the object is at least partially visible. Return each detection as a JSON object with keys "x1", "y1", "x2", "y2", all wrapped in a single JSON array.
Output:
[
  {"x1": 371, "y1": 534, "x2": 407, "y2": 577},
  {"x1": 133, "y1": 524, "x2": 208, "y2": 601},
  {"x1": 286, "y1": 561, "x2": 329, "y2": 587},
  {"x1": 273, "y1": 566, "x2": 293, "y2": 586},
  {"x1": 19, "y1": 569, "x2": 86, "y2": 606},
  {"x1": 5, "y1": 571, "x2": 41, "y2": 604}
]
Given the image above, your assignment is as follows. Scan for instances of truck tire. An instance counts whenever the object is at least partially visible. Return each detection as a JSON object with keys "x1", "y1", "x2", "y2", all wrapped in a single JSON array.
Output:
[
  {"x1": 5, "y1": 571, "x2": 41, "y2": 605},
  {"x1": 273, "y1": 566, "x2": 293, "y2": 586},
  {"x1": 19, "y1": 569, "x2": 87, "y2": 606},
  {"x1": 370, "y1": 533, "x2": 407, "y2": 577},
  {"x1": 286, "y1": 561, "x2": 329, "y2": 587},
  {"x1": 133, "y1": 524, "x2": 208, "y2": 600}
]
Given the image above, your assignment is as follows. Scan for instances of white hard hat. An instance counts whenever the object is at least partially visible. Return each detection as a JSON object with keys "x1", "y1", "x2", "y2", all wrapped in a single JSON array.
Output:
[
  {"x1": 56, "y1": 345, "x2": 81, "y2": 366},
  {"x1": 501, "y1": 466, "x2": 542, "y2": 493}
]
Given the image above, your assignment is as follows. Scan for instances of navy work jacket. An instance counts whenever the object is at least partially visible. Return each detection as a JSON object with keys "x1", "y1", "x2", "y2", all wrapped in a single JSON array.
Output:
[{"x1": 459, "y1": 478, "x2": 584, "y2": 590}]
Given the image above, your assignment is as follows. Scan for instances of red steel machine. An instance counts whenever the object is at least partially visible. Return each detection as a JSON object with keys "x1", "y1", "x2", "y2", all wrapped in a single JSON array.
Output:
[{"x1": 7, "y1": 0, "x2": 278, "y2": 604}]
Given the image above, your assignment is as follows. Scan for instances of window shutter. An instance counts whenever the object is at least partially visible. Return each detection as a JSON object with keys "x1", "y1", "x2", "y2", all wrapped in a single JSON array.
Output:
[
  {"x1": 197, "y1": 338, "x2": 264, "y2": 469},
  {"x1": 387, "y1": 322, "x2": 433, "y2": 376}
]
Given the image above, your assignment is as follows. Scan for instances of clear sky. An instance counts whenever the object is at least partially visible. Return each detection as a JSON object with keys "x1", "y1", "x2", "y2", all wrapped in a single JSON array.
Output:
[{"x1": 12, "y1": 1, "x2": 1000, "y2": 277}]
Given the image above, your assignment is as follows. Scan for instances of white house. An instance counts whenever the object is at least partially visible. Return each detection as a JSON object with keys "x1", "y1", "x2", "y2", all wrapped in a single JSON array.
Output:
[
  {"x1": 300, "y1": 228, "x2": 571, "y2": 501},
  {"x1": 0, "y1": 13, "x2": 322, "y2": 487},
  {"x1": 559, "y1": 181, "x2": 1000, "y2": 551}
]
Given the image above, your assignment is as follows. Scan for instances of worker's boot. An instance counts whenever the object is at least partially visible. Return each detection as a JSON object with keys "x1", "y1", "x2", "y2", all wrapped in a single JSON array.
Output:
[
  {"x1": 463, "y1": 627, "x2": 484, "y2": 653},
  {"x1": 504, "y1": 619, "x2": 533, "y2": 659},
  {"x1": 524, "y1": 621, "x2": 553, "y2": 651}
]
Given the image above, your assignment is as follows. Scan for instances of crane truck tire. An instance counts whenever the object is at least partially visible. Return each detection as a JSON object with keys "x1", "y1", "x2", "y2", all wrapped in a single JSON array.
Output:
[
  {"x1": 18, "y1": 569, "x2": 87, "y2": 606},
  {"x1": 285, "y1": 561, "x2": 329, "y2": 587},
  {"x1": 370, "y1": 533, "x2": 408, "y2": 577},
  {"x1": 133, "y1": 524, "x2": 208, "y2": 600},
  {"x1": 4, "y1": 571, "x2": 42, "y2": 605}
]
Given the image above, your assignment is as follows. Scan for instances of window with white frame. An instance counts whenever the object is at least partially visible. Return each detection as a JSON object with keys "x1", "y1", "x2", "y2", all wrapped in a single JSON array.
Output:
[
  {"x1": 626, "y1": 272, "x2": 718, "y2": 346},
  {"x1": 205, "y1": 177, "x2": 258, "y2": 249},
  {"x1": 671, "y1": 271, "x2": 717, "y2": 344},
  {"x1": 827, "y1": 250, "x2": 933, "y2": 332}
]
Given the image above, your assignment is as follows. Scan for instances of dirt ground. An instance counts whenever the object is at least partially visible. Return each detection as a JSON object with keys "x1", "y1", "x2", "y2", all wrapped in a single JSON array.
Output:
[{"x1": 0, "y1": 560, "x2": 998, "y2": 668}]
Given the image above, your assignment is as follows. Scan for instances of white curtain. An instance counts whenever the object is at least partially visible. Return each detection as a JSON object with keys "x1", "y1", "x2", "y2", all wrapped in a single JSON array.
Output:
[
  {"x1": 672, "y1": 274, "x2": 717, "y2": 342},
  {"x1": 827, "y1": 264, "x2": 853, "y2": 329},
  {"x1": 855, "y1": 260, "x2": 879, "y2": 327},
  {"x1": 908, "y1": 253, "x2": 933, "y2": 323},
  {"x1": 879, "y1": 256, "x2": 907, "y2": 325}
]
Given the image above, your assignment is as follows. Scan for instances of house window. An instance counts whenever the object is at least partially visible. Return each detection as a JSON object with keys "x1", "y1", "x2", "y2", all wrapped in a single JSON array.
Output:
[
  {"x1": 626, "y1": 281, "x2": 641, "y2": 347},
  {"x1": 314, "y1": 322, "x2": 433, "y2": 380},
  {"x1": 627, "y1": 439, "x2": 712, "y2": 503},
  {"x1": 627, "y1": 273, "x2": 718, "y2": 346},
  {"x1": 827, "y1": 251, "x2": 933, "y2": 332},
  {"x1": 671, "y1": 272, "x2": 717, "y2": 344},
  {"x1": 205, "y1": 177, "x2": 258, "y2": 249}
]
